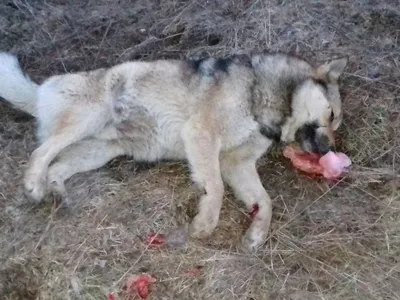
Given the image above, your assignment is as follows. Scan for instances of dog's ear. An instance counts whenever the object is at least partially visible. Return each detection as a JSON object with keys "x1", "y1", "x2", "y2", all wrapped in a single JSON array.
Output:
[{"x1": 312, "y1": 56, "x2": 349, "y2": 82}]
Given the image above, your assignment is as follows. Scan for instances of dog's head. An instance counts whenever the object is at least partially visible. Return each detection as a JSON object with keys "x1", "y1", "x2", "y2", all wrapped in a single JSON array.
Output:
[{"x1": 280, "y1": 57, "x2": 348, "y2": 154}]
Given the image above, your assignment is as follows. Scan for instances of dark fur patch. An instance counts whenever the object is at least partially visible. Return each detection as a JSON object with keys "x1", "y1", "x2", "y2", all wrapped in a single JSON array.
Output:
[
  {"x1": 188, "y1": 54, "x2": 252, "y2": 76},
  {"x1": 259, "y1": 123, "x2": 281, "y2": 142},
  {"x1": 330, "y1": 111, "x2": 335, "y2": 122},
  {"x1": 214, "y1": 55, "x2": 253, "y2": 73},
  {"x1": 313, "y1": 78, "x2": 328, "y2": 92},
  {"x1": 295, "y1": 121, "x2": 319, "y2": 152},
  {"x1": 186, "y1": 58, "x2": 206, "y2": 73},
  {"x1": 295, "y1": 121, "x2": 332, "y2": 154},
  {"x1": 214, "y1": 58, "x2": 230, "y2": 73},
  {"x1": 284, "y1": 80, "x2": 297, "y2": 110}
]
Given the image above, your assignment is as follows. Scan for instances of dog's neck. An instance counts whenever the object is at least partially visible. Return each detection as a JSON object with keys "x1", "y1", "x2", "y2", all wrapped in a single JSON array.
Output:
[
  {"x1": 249, "y1": 77, "x2": 290, "y2": 143},
  {"x1": 250, "y1": 84, "x2": 283, "y2": 142},
  {"x1": 249, "y1": 53, "x2": 311, "y2": 143}
]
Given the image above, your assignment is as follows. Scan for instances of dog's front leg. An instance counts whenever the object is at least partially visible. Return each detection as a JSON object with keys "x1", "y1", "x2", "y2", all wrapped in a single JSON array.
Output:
[
  {"x1": 221, "y1": 154, "x2": 272, "y2": 252},
  {"x1": 182, "y1": 122, "x2": 224, "y2": 238}
]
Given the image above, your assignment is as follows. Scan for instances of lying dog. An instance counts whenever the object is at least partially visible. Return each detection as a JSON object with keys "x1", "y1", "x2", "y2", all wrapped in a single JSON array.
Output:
[{"x1": 0, "y1": 51, "x2": 348, "y2": 251}]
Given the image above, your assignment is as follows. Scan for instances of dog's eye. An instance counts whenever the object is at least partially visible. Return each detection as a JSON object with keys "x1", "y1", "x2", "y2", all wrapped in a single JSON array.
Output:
[{"x1": 330, "y1": 111, "x2": 334, "y2": 122}]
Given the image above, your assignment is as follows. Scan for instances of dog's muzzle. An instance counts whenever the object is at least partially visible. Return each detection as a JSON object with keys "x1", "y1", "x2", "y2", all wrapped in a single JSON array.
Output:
[{"x1": 295, "y1": 123, "x2": 335, "y2": 155}]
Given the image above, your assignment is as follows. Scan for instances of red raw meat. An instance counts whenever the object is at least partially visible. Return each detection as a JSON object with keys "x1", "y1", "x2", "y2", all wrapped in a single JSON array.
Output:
[
  {"x1": 125, "y1": 274, "x2": 156, "y2": 299},
  {"x1": 319, "y1": 151, "x2": 352, "y2": 179},
  {"x1": 144, "y1": 233, "x2": 166, "y2": 248},
  {"x1": 283, "y1": 146, "x2": 324, "y2": 175},
  {"x1": 283, "y1": 145, "x2": 351, "y2": 179}
]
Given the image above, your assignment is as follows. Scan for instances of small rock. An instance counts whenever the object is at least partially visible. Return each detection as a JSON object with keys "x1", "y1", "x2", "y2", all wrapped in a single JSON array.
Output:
[
  {"x1": 94, "y1": 259, "x2": 107, "y2": 268},
  {"x1": 165, "y1": 226, "x2": 189, "y2": 248},
  {"x1": 70, "y1": 276, "x2": 82, "y2": 297}
]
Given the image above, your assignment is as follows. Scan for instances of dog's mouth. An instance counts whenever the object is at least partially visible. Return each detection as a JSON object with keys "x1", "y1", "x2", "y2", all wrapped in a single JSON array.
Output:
[
  {"x1": 299, "y1": 140, "x2": 316, "y2": 154},
  {"x1": 295, "y1": 123, "x2": 334, "y2": 155},
  {"x1": 300, "y1": 137, "x2": 333, "y2": 155}
]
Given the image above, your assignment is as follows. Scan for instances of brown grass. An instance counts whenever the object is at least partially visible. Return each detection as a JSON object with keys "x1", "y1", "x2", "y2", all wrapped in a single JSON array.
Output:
[{"x1": 0, "y1": 0, "x2": 399, "y2": 299}]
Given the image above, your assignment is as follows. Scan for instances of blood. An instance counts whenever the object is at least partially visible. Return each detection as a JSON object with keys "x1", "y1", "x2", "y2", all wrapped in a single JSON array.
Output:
[
  {"x1": 144, "y1": 233, "x2": 166, "y2": 248},
  {"x1": 250, "y1": 204, "x2": 259, "y2": 220},
  {"x1": 125, "y1": 274, "x2": 156, "y2": 299}
]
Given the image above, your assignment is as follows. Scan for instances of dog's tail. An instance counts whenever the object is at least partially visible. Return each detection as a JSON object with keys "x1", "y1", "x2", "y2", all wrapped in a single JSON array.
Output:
[{"x1": 0, "y1": 52, "x2": 38, "y2": 116}]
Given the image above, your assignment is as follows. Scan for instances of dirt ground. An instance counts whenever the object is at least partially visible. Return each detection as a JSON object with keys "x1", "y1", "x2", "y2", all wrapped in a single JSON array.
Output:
[{"x1": 0, "y1": 0, "x2": 399, "y2": 299}]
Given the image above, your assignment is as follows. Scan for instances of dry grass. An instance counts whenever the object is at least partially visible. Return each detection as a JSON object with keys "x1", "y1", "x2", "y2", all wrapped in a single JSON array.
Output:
[{"x1": 0, "y1": 0, "x2": 400, "y2": 299}]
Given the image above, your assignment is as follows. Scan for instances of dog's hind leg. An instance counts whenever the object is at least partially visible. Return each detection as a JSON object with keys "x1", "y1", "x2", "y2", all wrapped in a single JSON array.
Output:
[
  {"x1": 220, "y1": 137, "x2": 273, "y2": 252},
  {"x1": 24, "y1": 108, "x2": 110, "y2": 202},
  {"x1": 47, "y1": 139, "x2": 125, "y2": 207}
]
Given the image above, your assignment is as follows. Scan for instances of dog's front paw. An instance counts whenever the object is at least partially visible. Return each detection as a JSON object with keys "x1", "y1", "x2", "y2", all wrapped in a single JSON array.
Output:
[
  {"x1": 24, "y1": 173, "x2": 46, "y2": 203},
  {"x1": 241, "y1": 225, "x2": 268, "y2": 253},
  {"x1": 189, "y1": 213, "x2": 218, "y2": 239},
  {"x1": 48, "y1": 181, "x2": 72, "y2": 212}
]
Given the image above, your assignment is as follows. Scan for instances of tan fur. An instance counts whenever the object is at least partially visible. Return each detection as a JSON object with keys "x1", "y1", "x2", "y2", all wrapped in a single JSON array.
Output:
[{"x1": 0, "y1": 52, "x2": 348, "y2": 252}]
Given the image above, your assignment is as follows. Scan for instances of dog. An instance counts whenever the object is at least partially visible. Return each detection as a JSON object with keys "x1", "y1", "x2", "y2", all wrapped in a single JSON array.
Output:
[{"x1": 0, "y1": 51, "x2": 348, "y2": 251}]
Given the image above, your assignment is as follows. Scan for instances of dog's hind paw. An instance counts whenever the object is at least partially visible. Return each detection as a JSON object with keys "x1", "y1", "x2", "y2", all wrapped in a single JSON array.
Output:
[
  {"x1": 24, "y1": 176, "x2": 46, "y2": 203},
  {"x1": 48, "y1": 179, "x2": 72, "y2": 211},
  {"x1": 241, "y1": 227, "x2": 268, "y2": 253},
  {"x1": 188, "y1": 213, "x2": 218, "y2": 239}
]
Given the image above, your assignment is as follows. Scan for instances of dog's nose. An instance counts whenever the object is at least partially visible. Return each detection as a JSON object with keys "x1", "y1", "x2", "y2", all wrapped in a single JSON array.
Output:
[
  {"x1": 315, "y1": 134, "x2": 334, "y2": 155},
  {"x1": 317, "y1": 145, "x2": 331, "y2": 155}
]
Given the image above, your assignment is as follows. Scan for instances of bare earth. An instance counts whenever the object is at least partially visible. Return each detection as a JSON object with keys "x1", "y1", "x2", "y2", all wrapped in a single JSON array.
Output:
[{"x1": 0, "y1": 1, "x2": 399, "y2": 299}]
